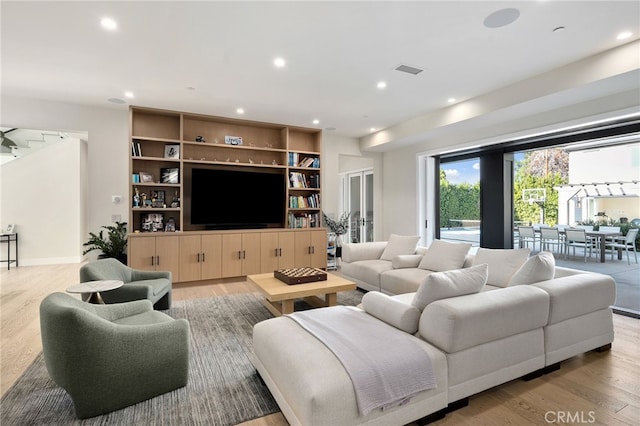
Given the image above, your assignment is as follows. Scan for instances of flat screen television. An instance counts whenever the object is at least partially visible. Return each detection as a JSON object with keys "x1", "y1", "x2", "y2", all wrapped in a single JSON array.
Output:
[{"x1": 190, "y1": 168, "x2": 286, "y2": 229}]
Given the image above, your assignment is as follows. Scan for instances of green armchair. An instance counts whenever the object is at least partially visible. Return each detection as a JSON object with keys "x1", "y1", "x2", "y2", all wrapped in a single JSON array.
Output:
[
  {"x1": 80, "y1": 258, "x2": 172, "y2": 309},
  {"x1": 40, "y1": 292, "x2": 189, "y2": 419}
]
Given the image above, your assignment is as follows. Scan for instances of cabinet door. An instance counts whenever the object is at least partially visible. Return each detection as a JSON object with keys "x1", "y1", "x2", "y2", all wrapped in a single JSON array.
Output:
[
  {"x1": 179, "y1": 235, "x2": 202, "y2": 282},
  {"x1": 310, "y1": 229, "x2": 327, "y2": 269},
  {"x1": 294, "y1": 231, "x2": 312, "y2": 267},
  {"x1": 155, "y1": 235, "x2": 181, "y2": 282},
  {"x1": 277, "y1": 232, "x2": 296, "y2": 269},
  {"x1": 128, "y1": 237, "x2": 157, "y2": 271},
  {"x1": 201, "y1": 234, "x2": 222, "y2": 280},
  {"x1": 242, "y1": 233, "x2": 262, "y2": 275},
  {"x1": 260, "y1": 232, "x2": 280, "y2": 273},
  {"x1": 222, "y1": 234, "x2": 243, "y2": 278}
]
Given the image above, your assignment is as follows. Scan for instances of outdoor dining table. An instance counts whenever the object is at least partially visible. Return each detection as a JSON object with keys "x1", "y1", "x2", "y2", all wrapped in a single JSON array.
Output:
[{"x1": 530, "y1": 228, "x2": 622, "y2": 263}]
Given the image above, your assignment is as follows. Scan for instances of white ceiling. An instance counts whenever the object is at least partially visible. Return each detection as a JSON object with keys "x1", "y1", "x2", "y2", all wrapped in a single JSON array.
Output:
[{"x1": 2, "y1": 1, "x2": 639, "y2": 140}]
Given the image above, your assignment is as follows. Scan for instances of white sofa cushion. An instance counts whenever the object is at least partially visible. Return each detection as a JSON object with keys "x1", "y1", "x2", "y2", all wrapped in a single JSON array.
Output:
[
  {"x1": 509, "y1": 251, "x2": 555, "y2": 286},
  {"x1": 411, "y1": 264, "x2": 488, "y2": 311},
  {"x1": 361, "y1": 291, "x2": 421, "y2": 334},
  {"x1": 392, "y1": 254, "x2": 424, "y2": 269},
  {"x1": 380, "y1": 234, "x2": 420, "y2": 261},
  {"x1": 472, "y1": 248, "x2": 530, "y2": 287},
  {"x1": 418, "y1": 240, "x2": 471, "y2": 272},
  {"x1": 340, "y1": 259, "x2": 394, "y2": 291},
  {"x1": 381, "y1": 268, "x2": 434, "y2": 295},
  {"x1": 420, "y1": 286, "x2": 550, "y2": 353},
  {"x1": 342, "y1": 241, "x2": 387, "y2": 263}
]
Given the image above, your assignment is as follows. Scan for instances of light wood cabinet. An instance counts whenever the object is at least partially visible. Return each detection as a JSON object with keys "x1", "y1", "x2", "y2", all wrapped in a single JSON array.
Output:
[
  {"x1": 222, "y1": 233, "x2": 261, "y2": 278},
  {"x1": 128, "y1": 235, "x2": 180, "y2": 280},
  {"x1": 260, "y1": 231, "x2": 296, "y2": 272},
  {"x1": 294, "y1": 229, "x2": 327, "y2": 268},
  {"x1": 179, "y1": 234, "x2": 223, "y2": 282}
]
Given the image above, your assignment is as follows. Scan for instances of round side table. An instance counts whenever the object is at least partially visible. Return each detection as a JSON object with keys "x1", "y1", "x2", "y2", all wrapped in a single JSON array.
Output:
[{"x1": 66, "y1": 280, "x2": 124, "y2": 304}]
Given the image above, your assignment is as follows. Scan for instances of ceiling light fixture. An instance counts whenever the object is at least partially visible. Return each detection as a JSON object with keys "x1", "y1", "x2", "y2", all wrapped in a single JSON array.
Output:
[
  {"x1": 236, "y1": 108, "x2": 245, "y2": 114},
  {"x1": 312, "y1": 119, "x2": 320, "y2": 125},
  {"x1": 616, "y1": 31, "x2": 632, "y2": 40},
  {"x1": 370, "y1": 127, "x2": 377, "y2": 132},
  {"x1": 274, "y1": 57, "x2": 286, "y2": 68},
  {"x1": 100, "y1": 17, "x2": 118, "y2": 31},
  {"x1": 448, "y1": 98, "x2": 456, "y2": 103},
  {"x1": 124, "y1": 91, "x2": 134, "y2": 99},
  {"x1": 377, "y1": 81, "x2": 387, "y2": 89}
]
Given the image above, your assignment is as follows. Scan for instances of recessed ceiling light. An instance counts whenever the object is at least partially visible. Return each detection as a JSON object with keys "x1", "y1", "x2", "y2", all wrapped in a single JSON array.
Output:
[
  {"x1": 100, "y1": 17, "x2": 118, "y2": 31},
  {"x1": 370, "y1": 127, "x2": 377, "y2": 132},
  {"x1": 617, "y1": 31, "x2": 632, "y2": 40},
  {"x1": 124, "y1": 91, "x2": 134, "y2": 99},
  {"x1": 274, "y1": 57, "x2": 286, "y2": 68},
  {"x1": 377, "y1": 81, "x2": 387, "y2": 89},
  {"x1": 448, "y1": 98, "x2": 456, "y2": 103},
  {"x1": 236, "y1": 108, "x2": 245, "y2": 114},
  {"x1": 312, "y1": 119, "x2": 320, "y2": 125}
]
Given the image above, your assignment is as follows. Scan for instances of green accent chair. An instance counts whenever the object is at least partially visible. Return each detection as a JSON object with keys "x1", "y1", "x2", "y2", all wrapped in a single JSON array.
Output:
[
  {"x1": 80, "y1": 258, "x2": 172, "y2": 309},
  {"x1": 40, "y1": 292, "x2": 189, "y2": 419}
]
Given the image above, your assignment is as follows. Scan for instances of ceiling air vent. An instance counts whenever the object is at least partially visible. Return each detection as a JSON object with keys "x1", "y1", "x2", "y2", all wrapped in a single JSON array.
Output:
[{"x1": 394, "y1": 64, "x2": 424, "y2": 75}]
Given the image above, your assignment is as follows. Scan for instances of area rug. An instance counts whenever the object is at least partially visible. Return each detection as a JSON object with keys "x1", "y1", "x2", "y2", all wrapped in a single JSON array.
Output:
[{"x1": 0, "y1": 289, "x2": 365, "y2": 425}]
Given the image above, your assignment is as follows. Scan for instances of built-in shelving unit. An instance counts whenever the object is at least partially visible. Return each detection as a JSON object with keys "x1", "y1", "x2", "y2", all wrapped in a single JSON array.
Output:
[{"x1": 128, "y1": 106, "x2": 325, "y2": 280}]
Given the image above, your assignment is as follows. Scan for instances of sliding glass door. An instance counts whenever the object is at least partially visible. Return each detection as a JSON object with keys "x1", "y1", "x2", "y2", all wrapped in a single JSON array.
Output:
[{"x1": 346, "y1": 169, "x2": 374, "y2": 243}]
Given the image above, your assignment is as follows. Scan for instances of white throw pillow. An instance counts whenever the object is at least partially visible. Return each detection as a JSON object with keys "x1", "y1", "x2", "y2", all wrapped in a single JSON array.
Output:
[
  {"x1": 472, "y1": 248, "x2": 530, "y2": 287},
  {"x1": 411, "y1": 264, "x2": 488, "y2": 311},
  {"x1": 509, "y1": 251, "x2": 555, "y2": 286},
  {"x1": 418, "y1": 240, "x2": 472, "y2": 272},
  {"x1": 362, "y1": 291, "x2": 421, "y2": 334},
  {"x1": 380, "y1": 234, "x2": 420, "y2": 261}
]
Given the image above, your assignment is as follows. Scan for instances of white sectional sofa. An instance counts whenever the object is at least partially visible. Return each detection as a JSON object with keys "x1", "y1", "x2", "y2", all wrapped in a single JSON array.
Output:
[{"x1": 251, "y1": 237, "x2": 616, "y2": 425}]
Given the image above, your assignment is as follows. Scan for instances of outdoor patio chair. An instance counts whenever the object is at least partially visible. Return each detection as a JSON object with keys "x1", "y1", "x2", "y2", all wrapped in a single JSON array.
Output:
[
  {"x1": 606, "y1": 228, "x2": 638, "y2": 264},
  {"x1": 564, "y1": 228, "x2": 592, "y2": 262},
  {"x1": 540, "y1": 227, "x2": 562, "y2": 255},
  {"x1": 518, "y1": 226, "x2": 536, "y2": 250}
]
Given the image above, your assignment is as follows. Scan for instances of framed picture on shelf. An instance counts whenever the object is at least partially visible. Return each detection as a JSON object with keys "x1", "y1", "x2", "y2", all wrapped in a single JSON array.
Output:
[
  {"x1": 164, "y1": 144, "x2": 180, "y2": 159},
  {"x1": 141, "y1": 213, "x2": 164, "y2": 232},
  {"x1": 152, "y1": 190, "x2": 166, "y2": 208},
  {"x1": 139, "y1": 172, "x2": 154, "y2": 183},
  {"x1": 161, "y1": 167, "x2": 179, "y2": 184}
]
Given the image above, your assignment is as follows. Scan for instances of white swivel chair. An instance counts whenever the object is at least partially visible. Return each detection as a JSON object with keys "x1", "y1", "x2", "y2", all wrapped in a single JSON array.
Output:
[{"x1": 606, "y1": 228, "x2": 638, "y2": 264}]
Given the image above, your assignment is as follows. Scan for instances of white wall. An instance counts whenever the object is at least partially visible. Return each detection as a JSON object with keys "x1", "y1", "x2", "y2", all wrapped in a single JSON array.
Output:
[
  {"x1": 0, "y1": 138, "x2": 84, "y2": 264},
  {"x1": 1, "y1": 95, "x2": 129, "y2": 264}
]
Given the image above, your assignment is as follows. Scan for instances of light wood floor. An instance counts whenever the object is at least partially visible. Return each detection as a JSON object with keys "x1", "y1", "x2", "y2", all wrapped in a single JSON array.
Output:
[{"x1": 2, "y1": 263, "x2": 639, "y2": 425}]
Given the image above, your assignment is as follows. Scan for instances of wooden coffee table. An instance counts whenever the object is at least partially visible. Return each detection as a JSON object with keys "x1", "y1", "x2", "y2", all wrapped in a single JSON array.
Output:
[{"x1": 248, "y1": 271, "x2": 356, "y2": 316}]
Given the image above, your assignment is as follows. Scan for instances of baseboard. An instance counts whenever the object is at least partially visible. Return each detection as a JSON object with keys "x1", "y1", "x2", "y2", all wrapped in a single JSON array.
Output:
[{"x1": 18, "y1": 256, "x2": 83, "y2": 266}]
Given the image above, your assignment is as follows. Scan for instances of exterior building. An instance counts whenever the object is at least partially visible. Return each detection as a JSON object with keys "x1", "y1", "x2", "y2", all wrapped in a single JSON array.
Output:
[{"x1": 555, "y1": 142, "x2": 640, "y2": 226}]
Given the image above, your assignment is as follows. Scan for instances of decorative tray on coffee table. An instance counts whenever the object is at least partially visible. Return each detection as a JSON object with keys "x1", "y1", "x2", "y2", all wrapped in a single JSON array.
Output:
[{"x1": 274, "y1": 267, "x2": 328, "y2": 285}]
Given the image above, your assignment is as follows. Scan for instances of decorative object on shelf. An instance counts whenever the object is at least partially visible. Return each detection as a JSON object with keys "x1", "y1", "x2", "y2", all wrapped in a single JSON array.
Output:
[
  {"x1": 132, "y1": 173, "x2": 140, "y2": 183},
  {"x1": 139, "y1": 172, "x2": 154, "y2": 183},
  {"x1": 164, "y1": 144, "x2": 180, "y2": 159},
  {"x1": 249, "y1": 158, "x2": 254, "y2": 164},
  {"x1": 225, "y1": 136, "x2": 243, "y2": 145},
  {"x1": 83, "y1": 221, "x2": 128, "y2": 264},
  {"x1": 165, "y1": 217, "x2": 176, "y2": 232},
  {"x1": 213, "y1": 138, "x2": 219, "y2": 144},
  {"x1": 5, "y1": 224, "x2": 15, "y2": 234},
  {"x1": 195, "y1": 135, "x2": 205, "y2": 143},
  {"x1": 133, "y1": 187, "x2": 141, "y2": 208},
  {"x1": 171, "y1": 190, "x2": 180, "y2": 208},
  {"x1": 142, "y1": 213, "x2": 164, "y2": 232},
  {"x1": 161, "y1": 167, "x2": 179, "y2": 184},
  {"x1": 323, "y1": 211, "x2": 350, "y2": 256},
  {"x1": 152, "y1": 190, "x2": 166, "y2": 208}
]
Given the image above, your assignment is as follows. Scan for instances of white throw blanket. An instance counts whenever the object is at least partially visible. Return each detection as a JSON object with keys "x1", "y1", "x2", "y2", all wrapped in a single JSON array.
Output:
[{"x1": 287, "y1": 306, "x2": 436, "y2": 416}]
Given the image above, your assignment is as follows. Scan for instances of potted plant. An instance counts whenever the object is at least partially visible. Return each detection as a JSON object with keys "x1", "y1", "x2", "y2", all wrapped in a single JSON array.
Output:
[
  {"x1": 83, "y1": 221, "x2": 128, "y2": 264},
  {"x1": 322, "y1": 211, "x2": 350, "y2": 257}
]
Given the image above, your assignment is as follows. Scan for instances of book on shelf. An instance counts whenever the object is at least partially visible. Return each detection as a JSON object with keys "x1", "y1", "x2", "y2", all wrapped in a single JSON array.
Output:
[
  {"x1": 288, "y1": 153, "x2": 320, "y2": 168},
  {"x1": 289, "y1": 172, "x2": 320, "y2": 189},
  {"x1": 131, "y1": 142, "x2": 142, "y2": 157},
  {"x1": 288, "y1": 212, "x2": 320, "y2": 228},
  {"x1": 289, "y1": 193, "x2": 320, "y2": 209}
]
